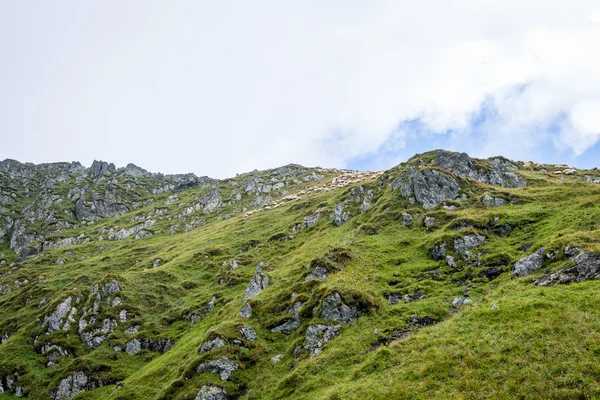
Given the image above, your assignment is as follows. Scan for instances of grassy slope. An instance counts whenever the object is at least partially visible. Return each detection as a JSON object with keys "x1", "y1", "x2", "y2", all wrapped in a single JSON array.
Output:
[{"x1": 1, "y1": 164, "x2": 600, "y2": 399}]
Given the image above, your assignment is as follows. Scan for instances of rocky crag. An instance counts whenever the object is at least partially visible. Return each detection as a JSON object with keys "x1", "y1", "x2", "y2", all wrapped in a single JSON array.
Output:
[{"x1": 1, "y1": 150, "x2": 600, "y2": 399}]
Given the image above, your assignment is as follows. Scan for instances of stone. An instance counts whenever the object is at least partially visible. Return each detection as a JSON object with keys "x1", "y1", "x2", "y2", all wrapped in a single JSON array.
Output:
[
  {"x1": 153, "y1": 258, "x2": 161, "y2": 268},
  {"x1": 431, "y1": 242, "x2": 447, "y2": 260},
  {"x1": 229, "y1": 259, "x2": 239, "y2": 270},
  {"x1": 239, "y1": 303, "x2": 252, "y2": 319},
  {"x1": 452, "y1": 297, "x2": 473, "y2": 306},
  {"x1": 244, "y1": 264, "x2": 269, "y2": 300},
  {"x1": 424, "y1": 216, "x2": 436, "y2": 228},
  {"x1": 271, "y1": 354, "x2": 283, "y2": 363},
  {"x1": 126, "y1": 339, "x2": 141, "y2": 355},
  {"x1": 403, "y1": 293, "x2": 427, "y2": 303},
  {"x1": 56, "y1": 258, "x2": 65, "y2": 265},
  {"x1": 197, "y1": 356, "x2": 239, "y2": 381},
  {"x1": 200, "y1": 337, "x2": 226, "y2": 354},
  {"x1": 240, "y1": 326, "x2": 257, "y2": 341},
  {"x1": 305, "y1": 266, "x2": 328, "y2": 281},
  {"x1": 445, "y1": 255, "x2": 458, "y2": 268},
  {"x1": 52, "y1": 371, "x2": 102, "y2": 400},
  {"x1": 454, "y1": 234, "x2": 485, "y2": 255},
  {"x1": 564, "y1": 245, "x2": 582, "y2": 258},
  {"x1": 331, "y1": 204, "x2": 350, "y2": 226},
  {"x1": 401, "y1": 212, "x2": 413, "y2": 226},
  {"x1": 125, "y1": 325, "x2": 139, "y2": 335},
  {"x1": 512, "y1": 247, "x2": 546, "y2": 277},
  {"x1": 45, "y1": 297, "x2": 75, "y2": 333},
  {"x1": 320, "y1": 292, "x2": 359, "y2": 323},
  {"x1": 395, "y1": 167, "x2": 459, "y2": 209},
  {"x1": 304, "y1": 324, "x2": 341, "y2": 357},
  {"x1": 195, "y1": 386, "x2": 229, "y2": 400},
  {"x1": 537, "y1": 252, "x2": 600, "y2": 286},
  {"x1": 482, "y1": 194, "x2": 507, "y2": 207}
]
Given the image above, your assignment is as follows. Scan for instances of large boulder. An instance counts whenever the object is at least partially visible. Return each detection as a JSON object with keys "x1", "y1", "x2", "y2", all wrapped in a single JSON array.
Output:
[
  {"x1": 394, "y1": 167, "x2": 459, "y2": 209},
  {"x1": 320, "y1": 293, "x2": 360, "y2": 323},
  {"x1": 512, "y1": 247, "x2": 546, "y2": 277},
  {"x1": 537, "y1": 252, "x2": 600, "y2": 285}
]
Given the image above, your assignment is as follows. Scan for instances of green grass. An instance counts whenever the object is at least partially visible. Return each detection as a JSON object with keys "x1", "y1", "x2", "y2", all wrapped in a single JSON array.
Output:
[{"x1": 1, "y1": 158, "x2": 600, "y2": 399}]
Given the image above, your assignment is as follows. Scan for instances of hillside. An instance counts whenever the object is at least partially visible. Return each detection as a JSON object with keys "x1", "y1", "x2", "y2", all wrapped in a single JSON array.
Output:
[{"x1": 1, "y1": 150, "x2": 600, "y2": 399}]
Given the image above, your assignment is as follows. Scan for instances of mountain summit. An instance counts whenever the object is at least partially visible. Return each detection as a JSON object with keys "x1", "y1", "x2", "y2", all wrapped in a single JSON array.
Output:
[{"x1": 1, "y1": 150, "x2": 600, "y2": 399}]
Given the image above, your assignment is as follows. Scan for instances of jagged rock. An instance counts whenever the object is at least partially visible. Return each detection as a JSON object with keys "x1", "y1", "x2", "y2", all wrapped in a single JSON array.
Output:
[
  {"x1": 424, "y1": 216, "x2": 436, "y2": 229},
  {"x1": 239, "y1": 303, "x2": 252, "y2": 319},
  {"x1": 482, "y1": 194, "x2": 507, "y2": 207},
  {"x1": 195, "y1": 386, "x2": 229, "y2": 400},
  {"x1": 452, "y1": 297, "x2": 473, "y2": 306},
  {"x1": 51, "y1": 371, "x2": 103, "y2": 400},
  {"x1": 431, "y1": 242, "x2": 447, "y2": 261},
  {"x1": 293, "y1": 213, "x2": 320, "y2": 231},
  {"x1": 271, "y1": 317, "x2": 301, "y2": 334},
  {"x1": 90, "y1": 160, "x2": 116, "y2": 177},
  {"x1": 125, "y1": 325, "x2": 139, "y2": 335},
  {"x1": 537, "y1": 252, "x2": 600, "y2": 285},
  {"x1": 45, "y1": 297, "x2": 76, "y2": 333},
  {"x1": 197, "y1": 356, "x2": 239, "y2": 381},
  {"x1": 401, "y1": 212, "x2": 413, "y2": 226},
  {"x1": 80, "y1": 319, "x2": 117, "y2": 348},
  {"x1": 445, "y1": 255, "x2": 458, "y2": 268},
  {"x1": 200, "y1": 337, "x2": 226, "y2": 353},
  {"x1": 434, "y1": 151, "x2": 526, "y2": 188},
  {"x1": 304, "y1": 324, "x2": 341, "y2": 357},
  {"x1": 240, "y1": 326, "x2": 257, "y2": 341},
  {"x1": 395, "y1": 167, "x2": 459, "y2": 209},
  {"x1": 229, "y1": 259, "x2": 239, "y2": 270},
  {"x1": 331, "y1": 204, "x2": 350, "y2": 226},
  {"x1": 201, "y1": 189, "x2": 222, "y2": 213},
  {"x1": 244, "y1": 263, "x2": 269, "y2": 299},
  {"x1": 123, "y1": 163, "x2": 149, "y2": 178},
  {"x1": 512, "y1": 247, "x2": 546, "y2": 277},
  {"x1": 320, "y1": 292, "x2": 359, "y2": 323},
  {"x1": 564, "y1": 245, "x2": 582, "y2": 258},
  {"x1": 126, "y1": 339, "x2": 141, "y2": 355},
  {"x1": 454, "y1": 234, "x2": 485, "y2": 255},
  {"x1": 305, "y1": 265, "x2": 328, "y2": 281},
  {"x1": 41, "y1": 344, "x2": 69, "y2": 360}
]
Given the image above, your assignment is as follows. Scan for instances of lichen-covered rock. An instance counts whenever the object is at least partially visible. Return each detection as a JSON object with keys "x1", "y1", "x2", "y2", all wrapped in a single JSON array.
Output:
[
  {"x1": 200, "y1": 337, "x2": 226, "y2": 354},
  {"x1": 240, "y1": 326, "x2": 257, "y2": 341},
  {"x1": 512, "y1": 247, "x2": 546, "y2": 277},
  {"x1": 239, "y1": 303, "x2": 252, "y2": 319},
  {"x1": 394, "y1": 167, "x2": 459, "y2": 209},
  {"x1": 401, "y1": 212, "x2": 413, "y2": 226},
  {"x1": 305, "y1": 265, "x2": 328, "y2": 281},
  {"x1": 197, "y1": 356, "x2": 239, "y2": 381},
  {"x1": 304, "y1": 324, "x2": 341, "y2": 357},
  {"x1": 125, "y1": 339, "x2": 141, "y2": 355},
  {"x1": 51, "y1": 371, "x2": 103, "y2": 400},
  {"x1": 195, "y1": 386, "x2": 229, "y2": 400},
  {"x1": 454, "y1": 234, "x2": 485, "y2": 255},
  {"x1": 537, "y1": 252, "x2": 600, "y2": 286},
  {"x1": 45, "y1": 297, "x2": 76, "y2": 333},
  {"x1": 331, "y1": 204, "x2": 350, "y2": 226},
  {"x1": 244, "y1": 263, "x2": 269, "y2": 300},
  {"x1": 320, "y1": 293, "x2": 359, "y2": 323},
  {"x1": 431, "y1": 242, "x2": 447, "y2": 261},
  {"x1": 482, "y1": 194, "x2": 507, "y2": 207}
]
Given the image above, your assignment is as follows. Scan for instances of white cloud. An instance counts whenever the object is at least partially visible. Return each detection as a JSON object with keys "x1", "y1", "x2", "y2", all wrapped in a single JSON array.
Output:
[{"x1": 1, "y1": 0, "x2": 600, "y2": 176}]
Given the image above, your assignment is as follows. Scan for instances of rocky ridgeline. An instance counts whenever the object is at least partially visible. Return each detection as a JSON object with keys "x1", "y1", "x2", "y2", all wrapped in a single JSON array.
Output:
[{"x1": 0, "y1": 160, "x2": 332, "y2": 261}]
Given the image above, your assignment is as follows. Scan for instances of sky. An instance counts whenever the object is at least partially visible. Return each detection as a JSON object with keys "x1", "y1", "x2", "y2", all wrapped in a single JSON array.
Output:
[{"x1": 1, "y1": 1, "x2": 600, "y2": 178}]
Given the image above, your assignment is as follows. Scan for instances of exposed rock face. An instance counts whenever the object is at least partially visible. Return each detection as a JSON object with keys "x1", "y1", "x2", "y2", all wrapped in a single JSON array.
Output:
[
  {"x1": 239, "y1": 303, "x2": 252, "y2": 319},
  {"x1": 537, "y1": 252, "x2": 600, "y2": 285},
  {"x1": 305, "y1": 266, "x2": 328, "y2": 281},
  {"x1": 395, "y1": 167, "x2": 459, "y2": 209},
  {"x1": 200, "y1": 337, "x2": 227, "y2": 354},
  {"x1": 271, "y1": 301, "x2": 302, "y2": 334},
  {"x1": 240, "y1": 326, "x2": 257, "y2": 341},
  {"x1": 331, "y1": 204, "x2": 350, "y2": 226},
  {"x1": 51, "y1": 371, "x2": 103, "y2": 400},
  {"x1": 45, "y1": 297, "x2": 76, "y2": 333},
  {"x1": 431, "y1": 242, "x2": 447, "y2": 261},
  {"x1": 197, "y1": 357, "x2": 239, "y2": 381},
  {"x1": 454, "y1": 234, "x2": 485, "y2": 255},
  {"x1": 320, "y1": 293, "x2": 360, "y2": 323},
  {"x1": 434, "y1": 151, "x2": 526, "y2": 188},
  {"x1": 195, "y1": 386, "x2": 229, "y2": 400},
  {"x1": 304, "y1": 324, "x2": 341, "y2": 357},
  {"x1": 512, "y1": 247, "x2": 546, "y2": 277},
  {"x1": 244, "y1": 263, "x2": 269, "y2": 300}
]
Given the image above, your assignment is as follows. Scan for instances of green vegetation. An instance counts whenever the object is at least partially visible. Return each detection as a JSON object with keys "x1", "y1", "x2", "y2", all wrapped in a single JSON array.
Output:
[{"x1": 1, "y1": 153, "x2": 600, "y2": 399}]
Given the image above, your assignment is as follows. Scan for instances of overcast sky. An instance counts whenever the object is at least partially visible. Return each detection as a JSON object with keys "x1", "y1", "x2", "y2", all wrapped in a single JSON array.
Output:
[{"x1": 2, "y1": 1, "x2": 600, "y2": 178}]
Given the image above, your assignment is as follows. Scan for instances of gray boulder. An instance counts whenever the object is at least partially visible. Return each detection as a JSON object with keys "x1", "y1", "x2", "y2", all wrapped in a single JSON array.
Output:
[
  {"x1": 512, "y1": 247, "x2": 546, "y2": 277},
  {"x1": 125, "y1": 339, "x2": 141, "y2": 355},
  {"x1": 239, "y1": 303, "x2": 252, "y2": 319},
  {"x1": 52, "y1": 371, "x2": 103, "y2": 400},
  {"x1": 240, "y1": 326, "x2": 257, "y2": 341},
  {"x1": 394, "y1": 167, "x2": 459, "y2": 209},
  {"x1": 431, "y1": 242, "x2": 447, "y2": 261},
  {"x1": 195, "y1": 386, "x2": 229, "y2": 400},
  {"x1": 244, "y1": 264, "x2": 269, "y2": 300},
  {"x1": 537, "y1": 252, "x2": 600, "y2": 286},
  {"x1": 482, "y1": 194, "x2": 507, "y2": 207},
  {"x1": 331, "y1": 204, "x2": 350, "y2": 226},
  {"x1": 454, "y1": 234, "x2": 485, "y2": 255},
  {"x1": 197, "y1": 356, "x2": 239, "y2": 381},
  {"x1": 320, "y1": 293, "x2": 360, "y2": 323},
  {"x1": 200, "y1": 337, "x2": 226, "y2": 354},
  {"x1": 304, "y1": 324, "x2": 341, "y2": 357}
]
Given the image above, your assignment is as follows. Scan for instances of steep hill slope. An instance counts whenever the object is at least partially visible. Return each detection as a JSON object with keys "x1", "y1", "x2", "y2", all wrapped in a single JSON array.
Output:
[{"x1": 1, "y1": 150, "x2": 600, "y2": 399}]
